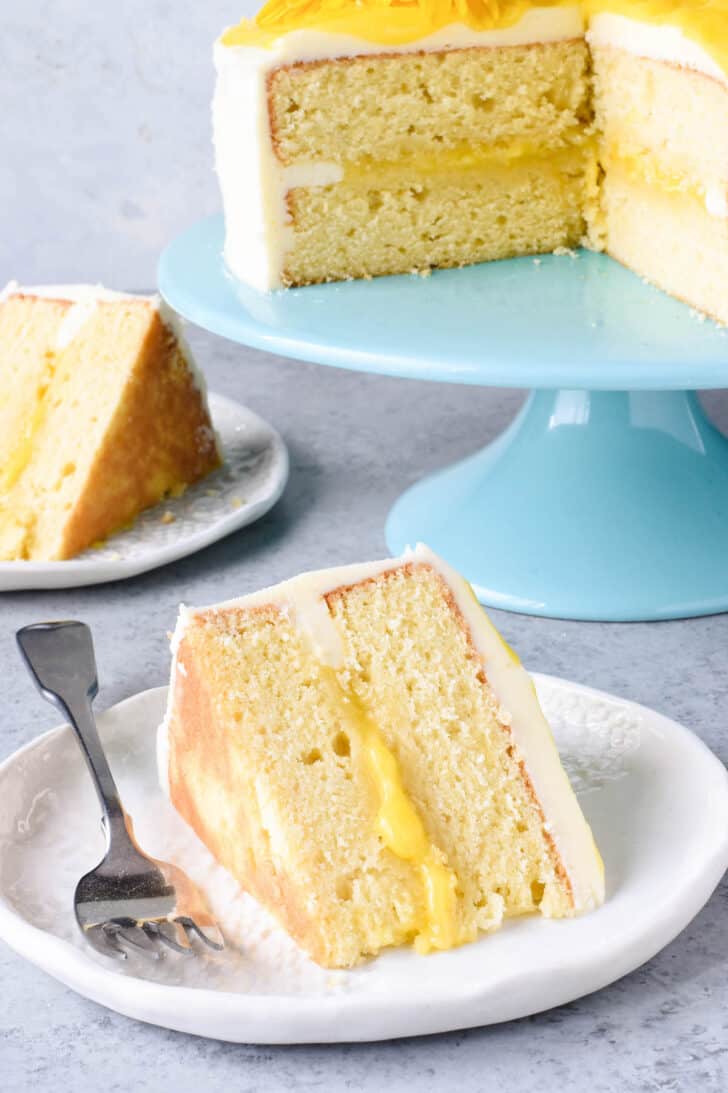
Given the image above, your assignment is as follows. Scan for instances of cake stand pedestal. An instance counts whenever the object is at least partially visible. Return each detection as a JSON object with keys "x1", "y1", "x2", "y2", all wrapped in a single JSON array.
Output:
[{"x1": 159, "y1": 214, "x2": 728, "y2": 621}]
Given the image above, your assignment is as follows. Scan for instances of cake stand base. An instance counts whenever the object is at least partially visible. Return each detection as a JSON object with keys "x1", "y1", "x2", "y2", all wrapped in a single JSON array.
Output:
[{"x1": 386, "y1": 389, "x2": 728, "y2": 621}]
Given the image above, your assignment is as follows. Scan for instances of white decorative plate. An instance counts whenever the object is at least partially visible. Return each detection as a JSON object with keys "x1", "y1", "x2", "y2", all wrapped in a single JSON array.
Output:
[
  {"x1": 0, "y1": 394, "x2": 288, "y2": 590},
  {"x1": 1, "y1": 676, "x2": 727, "y2": 1044}
]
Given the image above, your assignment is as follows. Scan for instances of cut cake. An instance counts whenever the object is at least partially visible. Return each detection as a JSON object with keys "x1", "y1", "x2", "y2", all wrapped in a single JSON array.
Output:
[{"x1": 213, "y1": 0, "x2": 728, "y2": 324}]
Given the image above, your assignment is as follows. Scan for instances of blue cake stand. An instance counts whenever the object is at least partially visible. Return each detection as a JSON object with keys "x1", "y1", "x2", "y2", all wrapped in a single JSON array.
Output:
[{"x1": 159, "y1": 214, "x2": 728, "y2": 621}]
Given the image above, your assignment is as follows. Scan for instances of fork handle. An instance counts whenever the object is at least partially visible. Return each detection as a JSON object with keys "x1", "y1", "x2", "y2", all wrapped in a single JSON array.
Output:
[
  {"x1": 17, "y1": 622, "x2": 131, "y2": 843},
  {"x1": 61, "y1": 689, "x2": 127, "y2": 833}
]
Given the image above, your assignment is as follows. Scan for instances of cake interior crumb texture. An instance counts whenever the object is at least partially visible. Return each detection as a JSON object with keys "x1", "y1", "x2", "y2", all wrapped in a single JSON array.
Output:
[
  {"x1": 591, "y1": 45, "x2": 728, "y2": 322},
  {"x1": 165, "y1": 560, "x2": 599, "y2": 969},
  {"x1": 0, "y1": 292, "x2": 221, "y2": 561},
  {"x1": 271, "y1": 40, "x2": 600, "y2": 285},
  {"x1": 216, "y1": 16, "x2": 728, "y2": 322}
]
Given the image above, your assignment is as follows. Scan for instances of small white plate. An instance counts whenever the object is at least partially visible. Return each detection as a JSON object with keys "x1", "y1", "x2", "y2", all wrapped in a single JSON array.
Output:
[
  {"x1": 1, "y1": 676, "x2": 727, "y2": 1044},
  {"x1": 0, "y1": 394, "x2": 288, "y2": 590}
]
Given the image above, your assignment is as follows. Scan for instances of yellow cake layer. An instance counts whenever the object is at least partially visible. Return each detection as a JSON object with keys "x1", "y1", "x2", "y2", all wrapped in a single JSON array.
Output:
[
  {"x1": 283, "y1": 151, "x2": 595, "y2": 285},
  {"x1": 269, "y1": 40, "x2": 592, "y2": 166},
  {"x1": 325, "y1": 565, "x2": 575, "y2": 929},
  {"x1": 603, "y1": 167, "x2": 728, "y2": 325},
  {"x1": 0, "y1": 293, "x2": 220, "y2": 561},
  {"x1": 166, "y1": 601, "x2": 454, "y2": 967},
  {"x1": 164, "y1": 556, "x2": 586, "y2": 968},
  {"x1": 591, "y1": 45, "x2": 728, "y2": 200}
]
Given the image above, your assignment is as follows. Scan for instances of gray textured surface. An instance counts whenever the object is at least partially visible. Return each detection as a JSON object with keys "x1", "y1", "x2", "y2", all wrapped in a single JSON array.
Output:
[
  {"x1": 2, "y1": 0, "x2": 256, "y2": 288},
  {"x1": 1, "y1": 330, "x2": 728, "y2": 1091}
]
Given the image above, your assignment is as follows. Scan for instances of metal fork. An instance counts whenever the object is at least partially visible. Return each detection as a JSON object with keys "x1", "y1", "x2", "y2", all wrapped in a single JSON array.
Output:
[{"x1": 17, "y1": 621, "x2": 224, "y2": 961}]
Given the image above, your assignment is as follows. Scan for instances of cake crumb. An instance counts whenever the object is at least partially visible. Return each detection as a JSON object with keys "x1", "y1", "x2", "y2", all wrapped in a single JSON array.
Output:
[
  {"x1": 230, "y1": 496, "x2": 244, "y2": 510},
  {"x1": 160, "y1": 511, "x2": 176, "y2": 525},
  {"x1": 553, "y1": 247, "x2": 578, "y2": 259},
  {"x1": 533, "y1": 258, "x2": 542, "y2": 266},
  {"x1": 205, "y1": 488, "x2": 221, "y2": 498}
]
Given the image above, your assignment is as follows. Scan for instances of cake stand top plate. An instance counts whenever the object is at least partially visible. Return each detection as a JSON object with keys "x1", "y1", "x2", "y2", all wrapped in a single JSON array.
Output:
[{"x1": 159, "y1": 215, "x2": 728, "y2": 391}]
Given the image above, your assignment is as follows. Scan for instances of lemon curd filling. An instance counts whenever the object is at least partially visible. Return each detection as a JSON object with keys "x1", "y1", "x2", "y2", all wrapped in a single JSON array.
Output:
[
  {"x1": 1, "y1": 353, "x2": 56, "y2": 494},
  {"x1": 337, "y1": 134, "x2": 594, "y2": 186},
  {"x1": 603, "y1": 145, "x2": 723, "y2": 208},
  {"x1": 338, "y1": 685, "x2": 459, "y2": 952},
  {"x1": 222, "y1": 0, "x2": 728, "y2": 78}
]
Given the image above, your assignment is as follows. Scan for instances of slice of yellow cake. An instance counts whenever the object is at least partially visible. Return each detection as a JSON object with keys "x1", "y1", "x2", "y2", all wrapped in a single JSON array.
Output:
[
  {"x1": 159, "y1": 545, "x2": 604, "y2": 968},
  {"x1": 0, "y1": 284, "x2": 221, "y2": 561}
]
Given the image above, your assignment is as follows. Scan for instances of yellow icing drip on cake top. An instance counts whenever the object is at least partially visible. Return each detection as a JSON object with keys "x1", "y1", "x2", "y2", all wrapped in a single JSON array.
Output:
[{"x1": 222, "y1": 0, "x2": 728, "y2": 75}]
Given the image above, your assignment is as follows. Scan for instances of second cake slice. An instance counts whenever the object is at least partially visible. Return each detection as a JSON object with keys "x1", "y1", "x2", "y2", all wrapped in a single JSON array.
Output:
[{"x1": 0, "y1": 284, "x2": 221, "y2": 561}]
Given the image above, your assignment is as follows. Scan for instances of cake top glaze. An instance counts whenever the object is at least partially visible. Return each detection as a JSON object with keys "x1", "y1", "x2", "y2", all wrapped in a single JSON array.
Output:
[
  {"x1": 222, "y1": 0, "x2": 578, "y2": 48},
  {"x1": 221, "y1": 0, "x2": 728, "y2": 75}
]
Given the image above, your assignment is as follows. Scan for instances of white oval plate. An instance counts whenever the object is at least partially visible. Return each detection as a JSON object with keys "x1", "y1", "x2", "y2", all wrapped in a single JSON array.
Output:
[
  {"x1": 1, "y1": 676, "x2": 727, "y2": 1043},
  {"x1": 0, "y1": 394, "x2": 288, "y2": 590}
]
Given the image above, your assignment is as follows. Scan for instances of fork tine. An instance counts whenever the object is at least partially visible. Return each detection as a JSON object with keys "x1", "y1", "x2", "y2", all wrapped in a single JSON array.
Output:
[
  {"x1": 176, "y1": 917, "x2": 226, "y2": 952},
  {"x1": 115, "y1": 925, "x2": 163, "y2": 958},
  {"x1": 83, "y1": 924, "x2": 125, "y2": 960},
  {"x1": 101, "y1": 923, "x2": 129, "y2": 960},
  {"x1": 142, "y1": 920, "x2": 192, "y2": 954}
]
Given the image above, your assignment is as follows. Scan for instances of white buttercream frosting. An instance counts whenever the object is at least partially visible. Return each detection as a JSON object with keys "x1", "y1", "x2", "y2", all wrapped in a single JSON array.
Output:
[
  {"x1": 587, "y1": 13, "x2": 728, "y2": 86},
  {"x1": 213, "y1": 7, "x2": 585, "y2": 291},
  {"x1": 2, "y1": 283, "x2": 159, "y2": 350},
  {"x1": 159, "y1": 544, "x2": 605, "y2": 914}
]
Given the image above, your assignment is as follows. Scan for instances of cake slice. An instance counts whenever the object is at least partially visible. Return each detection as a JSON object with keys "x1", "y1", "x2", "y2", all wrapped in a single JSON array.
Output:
[
  {"x1": 159, "y1": 545, "x2": 604, "y2": 968},
  {"x1": 0, "y1": 284, "x2": 221, "y2": 561}
]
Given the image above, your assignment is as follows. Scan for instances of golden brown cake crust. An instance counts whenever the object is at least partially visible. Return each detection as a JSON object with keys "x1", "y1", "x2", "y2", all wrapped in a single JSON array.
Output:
[{"x1": 58, "y1": 309, "x2": 221, "y2": 558}]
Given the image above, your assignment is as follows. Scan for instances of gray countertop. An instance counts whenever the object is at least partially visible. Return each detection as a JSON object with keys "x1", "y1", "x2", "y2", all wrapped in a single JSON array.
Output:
[{"x1": 2, "y1": 328, "x2": 727, "y2": 1092}]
